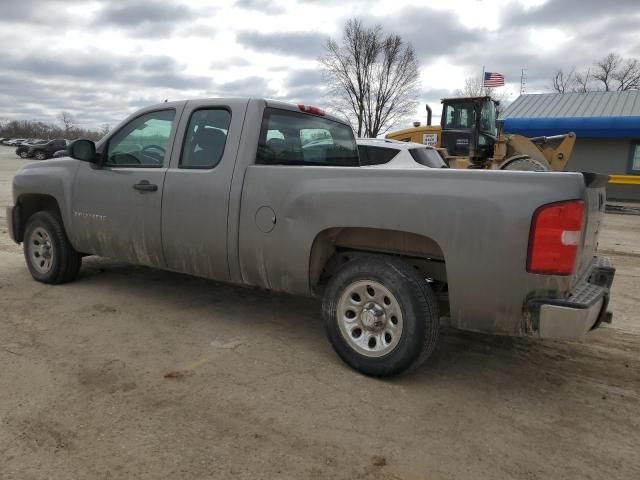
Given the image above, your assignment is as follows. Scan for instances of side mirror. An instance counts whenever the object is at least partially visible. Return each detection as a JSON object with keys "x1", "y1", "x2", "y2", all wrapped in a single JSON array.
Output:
[{"x1": 69, "y1": 139, "x2": 98, "y2": 163}]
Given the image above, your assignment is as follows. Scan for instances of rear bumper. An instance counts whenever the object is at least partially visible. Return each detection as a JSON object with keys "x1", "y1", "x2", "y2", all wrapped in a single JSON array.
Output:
[{"x1": 526, "y1": 256, "x2": 615, "y2": 340}]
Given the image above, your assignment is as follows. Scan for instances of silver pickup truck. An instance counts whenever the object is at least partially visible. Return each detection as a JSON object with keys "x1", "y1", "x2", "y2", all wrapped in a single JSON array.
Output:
[{"x1": 6, "y1": 98, "x2": 615, "y2": 376}]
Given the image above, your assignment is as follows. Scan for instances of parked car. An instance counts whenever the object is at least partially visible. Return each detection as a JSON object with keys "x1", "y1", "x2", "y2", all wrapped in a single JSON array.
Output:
[
  {"x1": 23, "y1": 139, "x2": 68, "y2": 160},
  {"x1": 6, "y1": 98, "x2": 615, "y2": 377},
  {"x1": 15, "y1": 139, "x2": 48, "y2": 158},
  {"x1": 4, "y1": 138, "x2": 27, "y2": 146}
]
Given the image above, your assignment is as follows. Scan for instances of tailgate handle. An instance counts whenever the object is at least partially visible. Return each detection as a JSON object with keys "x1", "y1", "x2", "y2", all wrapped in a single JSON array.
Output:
[{"x1": 133, "y1": 180, "x2": 158, "y2": 192}]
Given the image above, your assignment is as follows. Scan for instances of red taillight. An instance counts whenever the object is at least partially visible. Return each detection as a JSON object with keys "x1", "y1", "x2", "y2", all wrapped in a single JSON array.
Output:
[
  {"x1": 527, "y1": 200, "x2": 585, "y2": 275},
  {"x1": 298, "y1": 104, "x2": 325, "y2": 116}
]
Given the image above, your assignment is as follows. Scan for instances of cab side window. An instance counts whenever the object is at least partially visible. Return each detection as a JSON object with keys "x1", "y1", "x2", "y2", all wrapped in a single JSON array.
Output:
[
  {"x1": 180, "y1": 109, "x2": 231, "y2": 169},
  {"x1": 106, "y1": 109, "x2": 175, "y2": 167}
]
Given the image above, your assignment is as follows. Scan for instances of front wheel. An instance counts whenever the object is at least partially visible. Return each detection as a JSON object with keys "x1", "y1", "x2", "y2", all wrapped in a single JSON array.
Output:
[
  {"x1": 322, "y1": 255, "x2": 439, "y2": 377},
  {"x1": 19, "y1": 151, "x2": 29, "y2": 158},
  {"x1": 23, "y1": 211, "x2": 81, "y2": 284},
  {"x1": 499, "y1": 155, "x2": 551, "y2": 171}
]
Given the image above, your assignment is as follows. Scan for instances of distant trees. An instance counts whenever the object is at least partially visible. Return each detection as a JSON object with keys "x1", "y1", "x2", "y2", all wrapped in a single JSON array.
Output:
[
  {"x1": 550, "y1": 69, "x2": 574, "y2": 94},
  {"x1": 0, "y1": 113, "x2": 106, "y2": 141},
  {"x1": 99, "y1": 123, "x2": 111, "y2": 137},
  {"x1": 320, "y1": 18, "x2": 420, "y2": 137},
  {"x1": 550, "y1": 52, "x2": 640, "y2": 93}
]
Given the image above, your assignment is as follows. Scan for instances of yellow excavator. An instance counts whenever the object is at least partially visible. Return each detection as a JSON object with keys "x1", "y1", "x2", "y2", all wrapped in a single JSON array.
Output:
[{"x1": 386, "y1": 96, "x2": 576, "y2": 171}]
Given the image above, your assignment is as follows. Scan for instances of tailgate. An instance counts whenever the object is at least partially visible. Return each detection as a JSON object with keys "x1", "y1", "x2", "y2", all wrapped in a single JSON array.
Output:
[{"x1": 575, "y1": 173, "x2": 609, "y2": 280}]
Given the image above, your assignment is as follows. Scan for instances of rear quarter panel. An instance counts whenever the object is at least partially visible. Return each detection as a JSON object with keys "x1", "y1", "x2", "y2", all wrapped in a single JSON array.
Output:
[{"x1": 238, "y1": 167, "x2": 587, "y2": 335}]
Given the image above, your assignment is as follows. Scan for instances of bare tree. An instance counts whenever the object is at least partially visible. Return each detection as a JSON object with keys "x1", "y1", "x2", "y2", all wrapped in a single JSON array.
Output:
[
  {"x1": 58, "y1": 111, "x2": 75, "y2": 136},
  {"x1": 550, "y1": 52, "x2": 640, "y2": 93},
  {"x1": 454, "y1": 75, "x2": 507, "y2": 103},
  {"x1": 320, "y1": 19, "x2": 420, "y2": 137},
  {"x1": 456, "y1": 76, "x2": 486, "y2": 97},
  {"x1": 613, "y1": 58, "x2": 640, "y2": 91},
  {"x1": 550, "y1": 69, "x2": 575, "y2": 93},
  {"x1": 593, "y1": 53, "x2": 622, "y2": 92},
  {"x1": 573, "y1": 69, "x2": 591, "y2": 93},
  {"x1": 99, "y1": 123, "x2": 111, "y2": 137}
]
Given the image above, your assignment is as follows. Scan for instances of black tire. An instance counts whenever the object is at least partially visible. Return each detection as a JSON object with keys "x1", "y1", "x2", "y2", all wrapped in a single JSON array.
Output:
[
  {"x1": 19, "y1": 151, "x2": 29, "y2": 158},
  {"x1": 322, "y1": 255, "x2": 439, "y2": 377},
  {"x1": 23, "y1": 211, "x2": 81, "y2": 284},
  {"x1": 34, "y1": 150, "x2": 48, "y2": 160},
  {"x1": 499, "y1": 155, "x2": 550, "y2": 171}
]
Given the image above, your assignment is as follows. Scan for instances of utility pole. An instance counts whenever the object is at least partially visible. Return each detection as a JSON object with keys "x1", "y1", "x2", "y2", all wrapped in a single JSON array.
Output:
[{"x1": 520, "y1": 68, "x2": 527, "y2": 95}]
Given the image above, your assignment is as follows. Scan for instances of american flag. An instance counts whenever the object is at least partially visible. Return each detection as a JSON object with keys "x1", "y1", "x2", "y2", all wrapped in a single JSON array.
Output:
[{"x1": 484, "y1": 72, "x2": 505, "y2": 87}]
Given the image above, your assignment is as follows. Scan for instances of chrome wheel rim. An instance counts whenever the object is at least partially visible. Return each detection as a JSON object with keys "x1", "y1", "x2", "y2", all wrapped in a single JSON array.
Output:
[
  {"x1": 28, "y1": 227, "x2": 54, "y2": 274},
  {"x1": 337, "y1": 280, "x2": 403, "y2": 358},
  {"x1": 35, "y1": 152, "x2": 45, "y2": 160}
]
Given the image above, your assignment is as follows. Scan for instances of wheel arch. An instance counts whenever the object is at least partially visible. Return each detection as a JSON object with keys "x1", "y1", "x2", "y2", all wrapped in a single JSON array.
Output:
[
  {"x1": 14, "y1": 193, "x2": 63, "y2": 242},
  {"x1": 309, "y1": 227, "x2": 447, "y2": 290}
]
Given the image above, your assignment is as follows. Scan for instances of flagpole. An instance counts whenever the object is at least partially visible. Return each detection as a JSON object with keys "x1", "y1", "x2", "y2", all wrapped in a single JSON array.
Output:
[{"x1": 481, "y1": 65, "x2": 485, "y2": 95}]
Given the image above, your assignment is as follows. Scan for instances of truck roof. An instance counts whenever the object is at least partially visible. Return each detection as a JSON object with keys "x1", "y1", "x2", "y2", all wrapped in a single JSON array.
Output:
[
  {"x1": 142, "y1": 97, "x2": 351, "y2": 128},
  {"x1": 264, "y1": 98, "x2": 350, "y2": 126},
  {"x1": 440, "y1": 95, "x2": 493, "y2": 103}
]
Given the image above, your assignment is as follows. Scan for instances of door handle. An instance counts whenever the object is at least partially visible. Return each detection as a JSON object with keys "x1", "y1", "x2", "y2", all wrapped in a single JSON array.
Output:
[{"x1": 133, "y1": 180, "x2": 158, "y2": 192}]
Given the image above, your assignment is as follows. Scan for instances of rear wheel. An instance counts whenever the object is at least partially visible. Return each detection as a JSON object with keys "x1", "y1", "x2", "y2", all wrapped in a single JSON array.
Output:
[
  {"x1": 34, "y1": 150, "x2": 47, "y2": 160},
  {"x1": 23, "y1": 211, "x2": 81, "y2": 284},
  {"x1": 322, "y1": 255, "x2": 439, "y2": 377}
]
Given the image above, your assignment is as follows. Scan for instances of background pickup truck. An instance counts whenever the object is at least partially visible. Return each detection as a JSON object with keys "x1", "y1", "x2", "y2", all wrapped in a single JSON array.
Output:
[{"x1": 6, "y1": 98, "x2": 615, "y2": 376}]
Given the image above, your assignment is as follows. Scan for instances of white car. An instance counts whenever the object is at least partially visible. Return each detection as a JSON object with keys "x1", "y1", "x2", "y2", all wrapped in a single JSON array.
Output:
[
  {"x1": 356, "y1": 138, "x2": 447, "y2": 168},
  {"x1": 5, "y1": 138, "x2": 28, "y2": 146}
]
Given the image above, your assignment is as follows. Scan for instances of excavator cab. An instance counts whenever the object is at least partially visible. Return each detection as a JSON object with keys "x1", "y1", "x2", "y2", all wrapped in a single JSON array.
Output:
[{"x1": 440, "y1": 96, "x2": 498, "y2": 167}]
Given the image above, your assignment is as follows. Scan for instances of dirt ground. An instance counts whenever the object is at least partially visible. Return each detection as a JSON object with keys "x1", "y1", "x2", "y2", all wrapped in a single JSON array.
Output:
[{"x1": 0, "y1": 145, "x2": 639, "y2": 480}]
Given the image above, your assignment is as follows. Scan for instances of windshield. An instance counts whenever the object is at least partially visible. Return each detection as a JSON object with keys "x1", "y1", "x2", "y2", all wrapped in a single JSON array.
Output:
[
  {"x1": 443, "y1": 102, "x2": 474, "y2": 129},
  {"x1": 479, "y1": 100, "x2": 497, "y2": 136}
]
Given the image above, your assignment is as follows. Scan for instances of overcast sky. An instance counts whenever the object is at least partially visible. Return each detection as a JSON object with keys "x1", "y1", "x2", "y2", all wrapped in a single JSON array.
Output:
[{"x1": 1, "y1": 0, "x2": 639, "y2": 129}]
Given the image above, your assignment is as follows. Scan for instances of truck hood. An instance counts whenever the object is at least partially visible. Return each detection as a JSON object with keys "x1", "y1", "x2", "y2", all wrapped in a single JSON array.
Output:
[{"x1": 18, "y1": 157, "x2": 78, "y2": 173}]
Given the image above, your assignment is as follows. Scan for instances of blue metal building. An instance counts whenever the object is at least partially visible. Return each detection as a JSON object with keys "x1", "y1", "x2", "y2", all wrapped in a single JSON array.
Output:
[{"x1": 500, "y1": 91, "x2": 640, "y2": 201}]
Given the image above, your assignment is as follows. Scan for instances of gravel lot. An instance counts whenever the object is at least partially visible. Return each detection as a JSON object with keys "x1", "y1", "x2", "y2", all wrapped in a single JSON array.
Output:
[{"x1": 1, "y1": 145, "x2": 639, "y2": 480}]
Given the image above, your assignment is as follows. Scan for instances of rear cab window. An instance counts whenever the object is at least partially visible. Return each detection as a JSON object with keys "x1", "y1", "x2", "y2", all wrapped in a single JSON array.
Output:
[{"x1": 256, "y1": 108, "x2": 358, "y2": 166}]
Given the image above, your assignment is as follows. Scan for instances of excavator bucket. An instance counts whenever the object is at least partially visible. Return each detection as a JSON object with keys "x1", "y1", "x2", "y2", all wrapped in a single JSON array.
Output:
[{"x1": 500, "y1": 132, "x2": 576, "y2": 171}]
